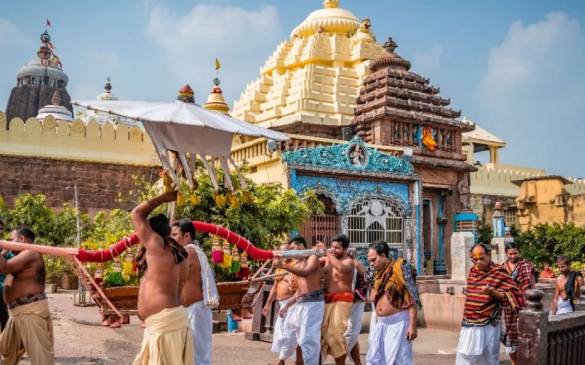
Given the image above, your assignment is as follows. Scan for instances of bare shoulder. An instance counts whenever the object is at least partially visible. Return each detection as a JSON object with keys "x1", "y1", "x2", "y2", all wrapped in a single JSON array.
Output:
[{"x1": 342, "y1": 256, "x2": 355, "y2": 265}]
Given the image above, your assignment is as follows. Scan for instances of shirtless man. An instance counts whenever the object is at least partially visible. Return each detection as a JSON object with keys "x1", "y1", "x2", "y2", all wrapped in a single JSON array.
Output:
[
  {"x1": 320, "y1": 234, "x2": 355, "y2": 365},
  {"x1": 276, "y1": 236, "x2": 324, "y2": 365},
  {"x1": 263, "y1": 243, "x2": 298, "y2": 365},
  {"x1": 366, "y1": 241, "x2": 418, "y2": 365},
  {"x1": 552, "y1": 255, "x2": 584, "y2": 315},
  {"x1": 131, "y1": 191, "x2": 193, "y2": 365},
  {"x1": 0, "y1": 226, "x2": 54, "y2": 365},
  {"x1": 171, "y1": 218, "x2": 219, "y2": 365}
]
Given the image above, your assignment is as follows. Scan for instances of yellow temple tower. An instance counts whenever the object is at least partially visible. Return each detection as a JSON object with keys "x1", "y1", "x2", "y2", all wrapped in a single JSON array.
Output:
[{"x1": 232, "y1": 0, "x2": 385, "y2": 138}]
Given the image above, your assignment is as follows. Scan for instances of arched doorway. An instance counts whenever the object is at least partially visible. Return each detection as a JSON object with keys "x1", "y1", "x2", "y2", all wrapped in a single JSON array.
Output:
[
  {"x1": 300, "y1": 193, "x2": 340, "y2": 247},
  {"x1": 344, "y1": 196, "x2": 405, "y2": 254}
]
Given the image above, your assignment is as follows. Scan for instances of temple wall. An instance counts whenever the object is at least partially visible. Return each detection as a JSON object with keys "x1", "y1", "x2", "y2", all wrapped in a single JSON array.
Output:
[
  {"x1": 0, "y1": 154, "x2": 158, "y2": 212},
  {"x1": 0, "y1": 112, "x2": 159, "y2": 166},
  {"x1": 0, "y1": 112, "x2": 160, "y2": 211}
]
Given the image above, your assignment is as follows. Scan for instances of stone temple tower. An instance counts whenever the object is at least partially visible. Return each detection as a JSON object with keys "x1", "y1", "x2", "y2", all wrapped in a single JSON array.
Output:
[{"x1": 5, "y1": 30, "x2": 72, "y2": 126}]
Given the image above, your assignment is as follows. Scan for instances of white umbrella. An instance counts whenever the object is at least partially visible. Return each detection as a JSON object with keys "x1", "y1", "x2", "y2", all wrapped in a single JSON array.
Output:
[{"x1": 73, "y1": 87, "x2": 288, "y2": 190}]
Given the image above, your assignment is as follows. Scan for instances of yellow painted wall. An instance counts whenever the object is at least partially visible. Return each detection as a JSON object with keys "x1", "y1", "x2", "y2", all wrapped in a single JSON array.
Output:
[
  {"x1": 515, "y1": 177, "x2": 585, "y2": 231},
  {"x1": 0, "y1": 112, "x2": 159, "y2": 166}
]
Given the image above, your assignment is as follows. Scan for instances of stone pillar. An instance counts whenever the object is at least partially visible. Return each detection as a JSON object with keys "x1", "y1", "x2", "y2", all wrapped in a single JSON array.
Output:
[
  {"x1": 490, "y1": 237, "x2": 506, "y2": 265},
  {"x1": 518, "y1": 289, "x2": 548, "y2": 365},
  {"x1": 450, "y1": 232, "x2": 474, "y2": 282}
]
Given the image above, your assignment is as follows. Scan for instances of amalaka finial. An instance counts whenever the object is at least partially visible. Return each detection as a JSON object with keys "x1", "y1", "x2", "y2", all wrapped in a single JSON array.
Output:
[
  {"x1": 323, "y1": 0, "x2": 339, "y2": 9},
  {"x1": 384, "y1": 37, "x2": 398, "y2": 53},
  {"x1": 177, "y1": 85, "x2": 195, "y2": 103},
  {"x1": 104, "y1": 77, "x2": 112, "y2": 92}
]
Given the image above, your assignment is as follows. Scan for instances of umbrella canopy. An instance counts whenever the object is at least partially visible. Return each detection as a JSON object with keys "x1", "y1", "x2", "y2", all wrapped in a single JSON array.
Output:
[{"x1": 73, "y1": 86, "x2": 288, "y2": 190}]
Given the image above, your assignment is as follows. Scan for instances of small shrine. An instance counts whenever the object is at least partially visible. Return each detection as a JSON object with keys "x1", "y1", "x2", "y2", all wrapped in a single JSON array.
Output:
[{"x1": 283, "y1": 136, "x2": 421, "y2": 265}]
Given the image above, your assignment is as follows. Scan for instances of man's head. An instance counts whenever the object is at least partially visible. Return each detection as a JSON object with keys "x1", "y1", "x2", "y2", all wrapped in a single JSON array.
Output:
[
  {"x1": 367, "y1": 240, "x2": 390, "y2": 270},
  {"x1": 557, "y1": 256, "x2": 571, "y2": 275},
  {"x1": 542, "y1": 259, "x2": 551, "y2": 269},
  {"x1": 505, "y1": 241, "x2": 520, "y2": 263},
  {"x1": 288, "y1": 236, "x2": 306, "y2": 250},
  {"x1": 314, "y1": 241, "x2": 326, "y2": 251},
  {"x1": 148, "y1": 214, "x2": 171, "y2": 240},
  {"x1": 470, "y1": 243, "x2": 491, "y2": 270},
  {"x1": 10, "y1": 226, "x2": 35, "y2": 243},
  {"x1": 170, "y1": 218, "x2": 196, "y2": 246},
  {"x1": 331, "y1": 233, "x2": 349, "y2": 258}
]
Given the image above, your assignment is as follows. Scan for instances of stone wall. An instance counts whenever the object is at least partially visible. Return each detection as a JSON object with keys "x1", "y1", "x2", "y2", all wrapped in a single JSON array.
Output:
[
  {"x1": 0, "y1": 154, "x2": 158, "y2": 211},
  {"x1": 0, "y1": 111, "x2": 161, "y2": 212}
]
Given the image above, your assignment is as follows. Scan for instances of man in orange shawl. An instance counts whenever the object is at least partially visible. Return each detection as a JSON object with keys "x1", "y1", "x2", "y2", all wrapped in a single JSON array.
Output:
[
  {"x1": 456, "y1": 243, "x2": 523, "y2": 365},
  {"x1": 366, "y1": 241, "x2": 420, "y2": 365}
]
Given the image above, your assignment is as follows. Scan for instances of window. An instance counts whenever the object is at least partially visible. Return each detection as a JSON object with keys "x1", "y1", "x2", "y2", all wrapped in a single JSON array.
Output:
[
  {"x1": 345, "y1": 197, "x2": 404, "y2": 248},
  {"x1": 504, "y1": 209, "x2": 517, "y2": 227}
]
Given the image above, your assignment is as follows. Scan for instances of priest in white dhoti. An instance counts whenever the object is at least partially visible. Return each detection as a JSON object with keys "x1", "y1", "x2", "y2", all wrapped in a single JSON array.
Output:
[
  {"x1": 456, "y1": 244, "x2": 522, "y2": 365},
  {"x1": 366, "y1": 241, "x2": 420, "y2": 365},
  {"x1": 171, "y1": 219, "x2": 219, "y2": 365}
]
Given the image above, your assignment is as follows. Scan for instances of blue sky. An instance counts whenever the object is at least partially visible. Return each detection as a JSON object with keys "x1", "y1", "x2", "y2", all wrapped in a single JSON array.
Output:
[{"x1": 1, "y1": 0, "x2": 584, "y2": 177}]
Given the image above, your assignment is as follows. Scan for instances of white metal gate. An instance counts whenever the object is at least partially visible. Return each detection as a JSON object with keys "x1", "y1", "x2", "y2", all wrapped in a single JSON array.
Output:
[{"x1": 344, "y1": 197, "x2": 404, "y2": 249}]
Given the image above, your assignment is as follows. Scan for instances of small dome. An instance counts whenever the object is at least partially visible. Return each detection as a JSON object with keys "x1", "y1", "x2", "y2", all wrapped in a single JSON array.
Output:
[
  {"x1": 36, "y1": 91, "x2": 73, "y2": 121},
  {"x1": 96, "y1": 77, "x2": 118, "y2": 101},
  {"x1": 203, "y1": 78, "x2": 229, "y2": 114},
  {"x1": 290, "y1": 0, "x2": 361, "y2": 38}
]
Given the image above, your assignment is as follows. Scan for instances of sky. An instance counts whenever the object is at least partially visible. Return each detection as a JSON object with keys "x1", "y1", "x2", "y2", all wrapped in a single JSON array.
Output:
[{"x1": 0, "y1": 0, "x2": 584, "y2": 177}]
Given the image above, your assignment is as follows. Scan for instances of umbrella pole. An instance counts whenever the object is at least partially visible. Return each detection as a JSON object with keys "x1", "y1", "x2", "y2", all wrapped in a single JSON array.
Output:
[{"x1": 167, "y1": 151, "x2": 179, "y2": 222}]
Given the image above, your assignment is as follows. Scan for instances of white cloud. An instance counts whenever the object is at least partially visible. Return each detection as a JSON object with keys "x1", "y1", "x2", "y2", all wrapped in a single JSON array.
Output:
[
  {"x1": 411, "y1": 43, "x2": 444, "y2": 78},
  {"x1": 146, "y1": 3, "x2": 282, "y2": 106},
  {"x1": 480, "y1": 12, "x2": 582, "y2": 98},
  {"x1": 475, "y1": 12, "x2": 585, "y2": 176}
]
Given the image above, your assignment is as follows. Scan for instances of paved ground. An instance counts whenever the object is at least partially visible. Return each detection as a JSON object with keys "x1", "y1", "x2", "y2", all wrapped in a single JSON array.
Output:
[{"x1": 16, "y1": 292, "x2": 511, "y2": 364}]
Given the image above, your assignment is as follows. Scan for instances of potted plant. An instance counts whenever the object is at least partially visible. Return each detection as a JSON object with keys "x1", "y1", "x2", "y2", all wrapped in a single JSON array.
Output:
[{"x1": 44, "y1": 256, "x2": 63, "y2": 293}]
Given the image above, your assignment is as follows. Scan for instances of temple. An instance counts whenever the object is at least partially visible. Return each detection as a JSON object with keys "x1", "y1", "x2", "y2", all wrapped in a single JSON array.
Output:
[
  {"x1": 5, "y1": 30, "x2": 72, "y2": 126},
  {"x1": 231, "y1": 0, "x2": 476, "y2": 275},
  {"x1": 232, "y1": 0, "x2": 385, "y2": 138}
]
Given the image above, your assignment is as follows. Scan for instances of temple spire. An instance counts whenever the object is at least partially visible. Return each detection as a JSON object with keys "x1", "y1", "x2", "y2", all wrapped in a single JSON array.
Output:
[{"x1": 323, "y1": 0, "x2": 339, "y2": 9}]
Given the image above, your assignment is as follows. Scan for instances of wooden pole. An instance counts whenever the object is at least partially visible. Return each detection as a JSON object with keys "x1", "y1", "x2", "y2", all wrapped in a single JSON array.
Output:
[{"x1": 0, "y1": 240, "x2": 78, "y2": 256}]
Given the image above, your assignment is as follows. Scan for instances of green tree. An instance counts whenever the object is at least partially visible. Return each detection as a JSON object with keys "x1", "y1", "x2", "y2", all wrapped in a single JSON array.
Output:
[{"x1": 516, "y1": 223, "x2": 585, "y2": 266}]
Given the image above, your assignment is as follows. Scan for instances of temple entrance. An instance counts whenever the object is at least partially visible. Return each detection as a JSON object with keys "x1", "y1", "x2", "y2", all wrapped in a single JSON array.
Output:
[
  {"x1": 345, "y1": 196, "x2": 404, "y2": 256},
  {"x1": 300, "y1": 193, "x2": 340, "y2": 247},
  {"x1": 422, "y1": 199, "x2": 433, "y2": 275}
]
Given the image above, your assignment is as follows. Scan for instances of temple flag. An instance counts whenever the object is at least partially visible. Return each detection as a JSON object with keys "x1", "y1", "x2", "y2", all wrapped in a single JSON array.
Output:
[
  {"x1": 46, "y1": 19, "x2": 52, "y2": 27},
  {"x1": 215, "y1": 58, "x2": 221, "y2": 71}
]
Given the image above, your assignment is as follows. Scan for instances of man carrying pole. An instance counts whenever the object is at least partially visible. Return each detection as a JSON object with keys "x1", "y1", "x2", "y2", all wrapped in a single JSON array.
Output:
[
  {"x1": 131, "y1": 191, "x2": 193, "y2": 365},
  {"x1": 0, "y1": 226, "x2": 54, "y2": 365},
  {"x1": 275, "y1": 236, "x2": 324, "y2": 365}
]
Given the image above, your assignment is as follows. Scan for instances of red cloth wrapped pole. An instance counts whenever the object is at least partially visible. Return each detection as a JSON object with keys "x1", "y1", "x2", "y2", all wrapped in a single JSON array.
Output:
[
  {"x1": 192, "y1": 221, "x2": 274, "y2": 261},
  {"x1": 76, "y1": 235, "x2": 139, "y2": 262},
  {"x1": 75, "y1": 221, "x2": 273, "y2": 262}
]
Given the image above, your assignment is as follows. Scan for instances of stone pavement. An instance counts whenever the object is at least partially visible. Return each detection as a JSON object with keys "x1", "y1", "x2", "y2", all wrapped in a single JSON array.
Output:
[{"x1": 16, "y1": 292, "x2": 510, "y2": 364}]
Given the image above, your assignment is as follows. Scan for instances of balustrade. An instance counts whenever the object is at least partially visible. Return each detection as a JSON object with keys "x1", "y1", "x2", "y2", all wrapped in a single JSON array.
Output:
[{"x1": 518, "y1": 287, "x2": 585, "y2": 364}]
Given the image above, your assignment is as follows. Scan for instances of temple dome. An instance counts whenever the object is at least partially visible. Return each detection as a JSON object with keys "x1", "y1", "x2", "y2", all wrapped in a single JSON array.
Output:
[
  {"x1": 16, "y1": 31, "x2": 68, "y2": 86},
  {"x1": 203, "y1": 78, "x2": 230, "y2": 114},
  {"x1": 96, "y1": 78, "x2": 118, "y2": 101},
  {"x1": 232, "y1": 0, "x2": 385, "y2": 134},
  {"x1": 291, "y1": 0, "x2": 361, "y2": 38},
  {"x1": 36, "y1": 91, "x2": 73, "y2": 121}
]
